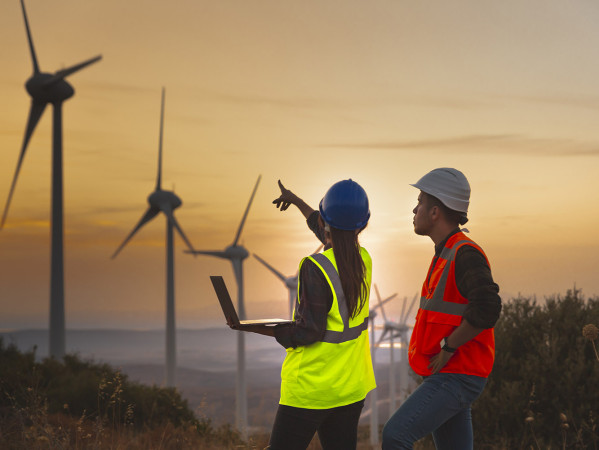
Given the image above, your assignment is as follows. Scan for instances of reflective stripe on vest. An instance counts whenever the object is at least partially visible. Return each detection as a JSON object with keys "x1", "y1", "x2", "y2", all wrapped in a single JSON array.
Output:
[
  {"x1": 418, "y1": 240, "x2": 475, "y2": 316},
  {"x1": 309, "y1": 252, "x2": 369, "y2": 344}
]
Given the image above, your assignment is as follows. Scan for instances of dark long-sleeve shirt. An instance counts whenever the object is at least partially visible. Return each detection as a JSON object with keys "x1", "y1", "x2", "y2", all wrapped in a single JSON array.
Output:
[
  {"x1": 436, "y1": 228, "x2": 502, "y2": 329},
  {"x1": 274, "y1": 211, "x2": 332, "y2": 349}
]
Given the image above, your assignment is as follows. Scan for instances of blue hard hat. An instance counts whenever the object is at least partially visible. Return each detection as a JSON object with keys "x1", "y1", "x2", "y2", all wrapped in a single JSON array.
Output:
[{"x1": 319, "y1": 179, "x2": 370, "y2": 230}]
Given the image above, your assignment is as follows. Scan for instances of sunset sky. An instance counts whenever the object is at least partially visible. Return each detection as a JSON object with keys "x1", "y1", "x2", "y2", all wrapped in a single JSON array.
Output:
[{"x1": 1, "y1": 0, "x2": 599, "y2": 331}]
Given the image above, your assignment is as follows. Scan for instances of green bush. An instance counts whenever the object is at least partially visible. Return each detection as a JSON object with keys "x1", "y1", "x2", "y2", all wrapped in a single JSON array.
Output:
[
  {"x1": 0, "y1": 341, "x2": 197, "y2": 429},
  {"x1": 474, "y1": 289, "x2": 599, "y2": 448}
]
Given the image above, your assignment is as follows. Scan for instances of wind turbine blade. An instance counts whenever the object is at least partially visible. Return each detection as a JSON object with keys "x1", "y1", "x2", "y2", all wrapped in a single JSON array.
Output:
[
  {"x1": 399, "y1": 297, "x2": 407, "y2": 324},
  {"x1": 374, "y1": 284, "x2": 388, "y2": 323},
  {"x1": 111, "y1": 207, "x2": 159, "y2": 259},
  {"x1": 375, "y1": 294, "x2": 397, "y2": 318},
  {"x1": 185, "y1": 250, "x2": 229, "y2": 259},
  {"x1": 253, "y1": 254, "x2": 286, "y2": 282},
  {"x1": 375, "y1": 328, "x2": 389, "y2": 347},
  {"x1": 381, "y1": 293, "x2": 397, "y2": 306},
  {"x1": 45, "y1": 55, "x2": 102, "y2": 85},
  {"x1": 1, "y1": 101, "x2": 46, "y2": 229},
  {"x1": 390, "y1": 330, "x2": 402, "y2": 341},
  {"x1": 232, "y1": 175, "x2": 261, "y2": 246},
  {"x1": 171, "y1": 215, "x2": 195, "y2": 253},
  {"x1": 404, "y1": 294, "x2": 419, "y2": 323},
  {"x1": 156, "y1": 87, "x2": 165, "y2": 190},
  {"x1": 374, "y1": 284, "x2": 382, "y2": 302},
  {"x1": 292, "y1": 243, "x2": 321, "y2": 277},
  {"x1": 20, "y1": 0, "x2": 39, "y2": 73}
]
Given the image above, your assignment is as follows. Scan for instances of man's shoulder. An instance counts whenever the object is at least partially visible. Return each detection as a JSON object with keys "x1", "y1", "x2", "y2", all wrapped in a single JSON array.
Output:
[{"x1": 455, "y1": 240, "x2": 490, "y2": 268}]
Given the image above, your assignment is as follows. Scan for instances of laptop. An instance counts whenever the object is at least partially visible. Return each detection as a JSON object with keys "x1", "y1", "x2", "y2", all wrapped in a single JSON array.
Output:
[{"x1": 210, "y1": 275, "x2": 293, "y2": 327}]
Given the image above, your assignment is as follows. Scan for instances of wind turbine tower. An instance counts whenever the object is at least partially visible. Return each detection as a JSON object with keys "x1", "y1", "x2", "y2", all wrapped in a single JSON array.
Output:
[
  {"x1": 1, "y1": 0, "x2": 101, "y2": 358},
  {"x1": 186, "y1": 175, "x2": 261, "y2": 437},
  {"x1": 111, "y1": 88, "x2": 196, "y2": 387}
]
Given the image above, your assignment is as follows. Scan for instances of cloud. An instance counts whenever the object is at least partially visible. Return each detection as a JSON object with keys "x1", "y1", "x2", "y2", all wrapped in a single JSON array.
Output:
[
  {"x1": 74, "y1": 205, "x2": 150, "y2": 217},
  {"x1": 0, "y1": 129, "x2": 22, "y2": 138},
  {"x1": 84, "y1": 81, "x2": 157, "y2": 96},
  {"x1": 197, "y1": 90, "x2": 490, "y2": 111},
  {"x1": 205, "y1": 92, "x2": 350, "y2": 110},
  {"x1": 510, "y1": 94, "x2": 599, "y2": 111},
  {"x1": 0, "y1": 218, "x2": 49, "y2": 229},
  {"x1": 320, "y1": 134, "x2": 599, "y2": 157}
]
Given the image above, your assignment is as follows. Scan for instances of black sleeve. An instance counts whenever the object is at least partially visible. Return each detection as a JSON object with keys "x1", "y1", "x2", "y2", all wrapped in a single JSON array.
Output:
[
  {"x1": 307, "y1": 210, "x2": 327, "y2": 245},
  {"x1": 455, "y1": 245, "x2": 502, "y2": 329},
  {"x1": 274, "y1": 258, "x2": 332, "y2": 349}
]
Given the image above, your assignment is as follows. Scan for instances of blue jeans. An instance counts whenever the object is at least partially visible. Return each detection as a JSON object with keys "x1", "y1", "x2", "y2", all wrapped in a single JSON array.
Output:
[{"x1": 382, "y1": 373, "x2": 487, "y2": 450}]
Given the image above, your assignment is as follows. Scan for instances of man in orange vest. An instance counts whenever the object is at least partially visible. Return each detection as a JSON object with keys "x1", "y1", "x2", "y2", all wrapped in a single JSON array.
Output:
[{"x1": 382, "y1": 168, "x2": 502, "y2": 449}]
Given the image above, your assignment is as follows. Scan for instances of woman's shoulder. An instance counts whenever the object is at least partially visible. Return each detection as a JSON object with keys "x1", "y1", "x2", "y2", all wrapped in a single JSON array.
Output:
[{"x1": 359, "y1": 246, "x2": 372, "y2": 262}]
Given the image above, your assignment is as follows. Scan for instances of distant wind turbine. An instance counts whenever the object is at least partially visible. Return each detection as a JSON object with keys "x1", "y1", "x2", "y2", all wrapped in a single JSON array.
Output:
[
  {"x1": 253, "y1": 244, "x2": 323, "y2": 319},
  {"x1": 374, "y1": 287, "x2": 418, "y2": 415},
  {"x1": 1, "y1": 0, "x2": 101, "y2": 359},
  {"x1": 367, "y1": 284, "x2": 397, "y2": 446},
  {"x1": 111, "y1": 88, "x2": 195, "y2": 387},
  {"x1": 395, "y1": 293, "x2": 418, "y2": 404},
  {"x1": 186, "y1": 175, "x2": 261, "y2": 437}
]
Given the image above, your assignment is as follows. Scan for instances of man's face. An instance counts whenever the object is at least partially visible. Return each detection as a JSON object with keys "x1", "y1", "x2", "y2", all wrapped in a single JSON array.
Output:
[{"x1": 412, "y1": 192, "x2": 433, "y2": 236}]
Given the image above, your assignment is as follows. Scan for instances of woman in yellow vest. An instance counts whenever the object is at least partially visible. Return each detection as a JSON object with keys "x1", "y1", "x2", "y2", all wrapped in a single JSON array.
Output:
[{"x1": 232, "y1": 179, "x2": 376, "y2": 450}]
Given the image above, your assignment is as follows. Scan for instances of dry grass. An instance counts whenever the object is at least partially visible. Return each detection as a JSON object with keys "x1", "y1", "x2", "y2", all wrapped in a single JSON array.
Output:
[{"x1": 0, "y1": 413, "x2": 382, "y2": 450}]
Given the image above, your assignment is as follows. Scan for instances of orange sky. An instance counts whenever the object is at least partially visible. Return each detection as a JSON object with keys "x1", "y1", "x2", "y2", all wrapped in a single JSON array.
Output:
[{"x1": 1, "y1": 0, "x2": 599, "y2": 330}]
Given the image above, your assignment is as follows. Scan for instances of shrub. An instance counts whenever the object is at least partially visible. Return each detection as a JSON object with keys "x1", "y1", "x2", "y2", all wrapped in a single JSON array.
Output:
[
  {"x1": 474, "y1": 289, "x2": 599, "y2": 448},
  {"x1": 0, "y1": 340, "x2": 197, "y2": 429}
]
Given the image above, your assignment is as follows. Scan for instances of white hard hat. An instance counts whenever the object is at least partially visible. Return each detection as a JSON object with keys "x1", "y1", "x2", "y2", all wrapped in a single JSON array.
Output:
[{"x1": 410, "y1": 168, "x2": 470, "y2": 213}]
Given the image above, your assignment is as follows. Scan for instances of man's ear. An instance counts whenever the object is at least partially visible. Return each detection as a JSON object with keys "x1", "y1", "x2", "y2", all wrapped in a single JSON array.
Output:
[{"x1": 429, "y1": 205, "x2": 440, "y2": 221}]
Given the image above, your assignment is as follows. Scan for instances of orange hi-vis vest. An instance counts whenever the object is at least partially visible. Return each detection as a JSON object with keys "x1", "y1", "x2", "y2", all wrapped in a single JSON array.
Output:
[{"x1": 408, "y1": 231, "x2": 495, "y2": 378}]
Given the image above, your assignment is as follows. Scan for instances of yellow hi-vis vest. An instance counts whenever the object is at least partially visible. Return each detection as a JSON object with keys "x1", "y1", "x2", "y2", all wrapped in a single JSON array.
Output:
[{"x1": 279, "y1": 247, "x2": 376, "y2": 409}]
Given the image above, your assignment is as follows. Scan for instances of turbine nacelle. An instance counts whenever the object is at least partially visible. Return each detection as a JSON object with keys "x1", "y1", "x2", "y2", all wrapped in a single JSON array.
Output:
[
  {"x1": 225, "y1": 244, "x2": 249, "y2": 260},
  {"x1": 148, "y1": 189, "x2": 182, "y2": 211},
  {"x1": 26, "y1": 74, "x2": 74, "y2": 104}
]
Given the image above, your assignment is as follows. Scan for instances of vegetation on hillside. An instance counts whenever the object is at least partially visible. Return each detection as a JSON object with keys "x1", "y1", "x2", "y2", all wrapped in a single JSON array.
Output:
[
  {"x1": 0, "y1": 288, "x2": 598, "y2": 448},
  {"x1": 473, "y1": 288, "x2": 599, "y2": 449},
  {"x1": 0, "y1": 340, "x2": 247, "y2": 449}
]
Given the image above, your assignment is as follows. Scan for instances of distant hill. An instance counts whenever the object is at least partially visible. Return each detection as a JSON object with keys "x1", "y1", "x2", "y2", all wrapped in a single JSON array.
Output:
[{"x1": 0, "y1": 328, "x2": 413, "y2": 428}]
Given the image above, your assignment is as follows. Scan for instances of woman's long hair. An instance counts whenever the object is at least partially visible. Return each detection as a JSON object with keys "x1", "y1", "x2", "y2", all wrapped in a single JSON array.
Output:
[{"x1": 329, "y1": 226, "x2": 367, "y2": 319}]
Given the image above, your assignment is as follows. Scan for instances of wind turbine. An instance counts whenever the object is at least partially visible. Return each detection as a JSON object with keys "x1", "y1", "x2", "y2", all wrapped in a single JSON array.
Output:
[
  {"x1": 186, "y1": 175, "x2": 261, "y2": 436},
  {"x1": 1, "y1": 0, "x2": 101, "y2": 359},
  {"x1": 395, "y1": 293, "x2": 418, "y2": 404},
  {"x1": 374, "y1": 288, "x2": 418, "y2": 415},
  {"x1": 367, "y1": 284, "x2": 397, "y2": 446},
  {"x1": 253, "y1": 244, "x2": 323, "y2": 319},
  {"x1": 111, "y1": 88, "x2": 195, "y2": 387}
]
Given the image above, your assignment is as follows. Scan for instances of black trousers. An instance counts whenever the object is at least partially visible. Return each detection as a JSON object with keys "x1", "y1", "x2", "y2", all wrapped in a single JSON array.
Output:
[{"x1": 267, "y1": 399, "x2": 365, "y2": 450}]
